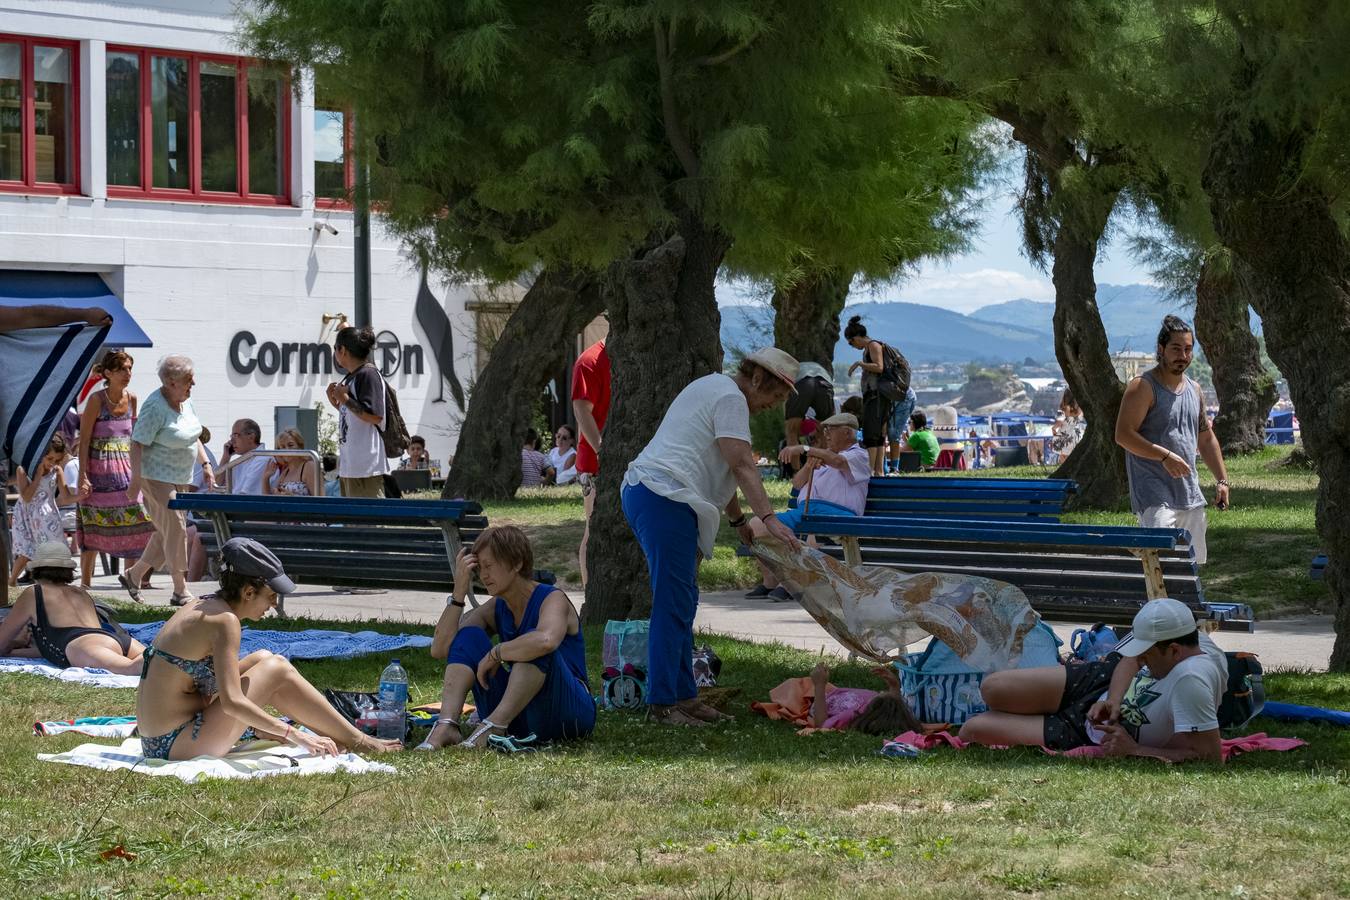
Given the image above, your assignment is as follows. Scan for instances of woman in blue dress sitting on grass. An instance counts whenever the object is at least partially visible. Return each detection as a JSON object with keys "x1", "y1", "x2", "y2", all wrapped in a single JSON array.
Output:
[{"x1": 420, "y1": 526, "x2": 595, "y2": 751}]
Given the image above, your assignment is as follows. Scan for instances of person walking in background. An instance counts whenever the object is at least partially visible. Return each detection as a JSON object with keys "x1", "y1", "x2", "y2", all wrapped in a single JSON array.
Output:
[
  {"x1": 9, "y1": 435, "x2": 77, "y2": 585},
  {"x1": 783, "y1": 360, "x2": 835, "y2": 474},
  {"x1": 327, "y1": 326, "x2": 389, "y2": 498},
  {"x1": 1115, "y1": 316, "x2": 1230, "y2": 565},
  {"x1": 884, "y1": 384, "x2": 918, "y2": 475},
  {"x1": 571, "y1": 339, "x2": 610, "y2": 587},
  {"x1": 122, "y1": 355, "x2": 215, "y2": 605},
  {"x1": 76, "y1": 350, "x2": 154, "y2": 588},
  {"x1": 844, "y1": 316, "x2": 892, "y2": 476}
]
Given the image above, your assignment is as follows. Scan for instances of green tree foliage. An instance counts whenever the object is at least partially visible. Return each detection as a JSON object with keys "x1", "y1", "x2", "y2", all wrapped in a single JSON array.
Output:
[{"x1": 247, "y1": 1, "x2": 986, "y2": 285}]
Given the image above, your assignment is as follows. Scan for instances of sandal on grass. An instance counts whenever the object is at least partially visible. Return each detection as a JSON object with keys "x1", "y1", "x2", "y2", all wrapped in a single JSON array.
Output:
[
  {"x1": 678, "y1": 698, "x2": 733, "y2": 723},
  {"x1": 458, "y1": 718, "x2": 507, "y2": 750},
  {"x1": 486, "y1": 732, "x2": 540, "y2": 754},
  {"x1": 414, "y1": 718, "x2": 462, "y2": 751},
  {"x1": 647, "y1": 704, "x2": 714, "y2": 727}
]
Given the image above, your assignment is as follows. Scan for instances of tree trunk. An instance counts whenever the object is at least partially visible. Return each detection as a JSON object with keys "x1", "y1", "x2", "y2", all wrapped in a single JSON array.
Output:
[
  {"x1": 441, "y1": 268, "x2": 603, "y2": 501},
  {"x1": 582, "y1": 215, "x2": 732, "y2": 625},
  {"x1": 770, "y1": 267, "x2": 851, "y2": 371},
  {"x1": 1193, "y1": 257, "x2": 1277, "y2": 456},
  {"x1": 1044, "y1": 176, "x2": 1128, "y2": 509},
  {"x1": 1204, "y1": 115, "x2": 1350, "y2": 671}
]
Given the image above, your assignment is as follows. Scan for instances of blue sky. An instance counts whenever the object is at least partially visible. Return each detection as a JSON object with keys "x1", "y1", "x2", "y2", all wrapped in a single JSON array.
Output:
[{"x1": 716, "y1": 149, "x2": 1155, "y2": 315}]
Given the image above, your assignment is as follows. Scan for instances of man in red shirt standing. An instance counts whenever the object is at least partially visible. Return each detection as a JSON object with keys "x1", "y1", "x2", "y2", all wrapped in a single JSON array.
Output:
[{"x1": 571, "y1": 339, "x2": 610, "y2": 587}]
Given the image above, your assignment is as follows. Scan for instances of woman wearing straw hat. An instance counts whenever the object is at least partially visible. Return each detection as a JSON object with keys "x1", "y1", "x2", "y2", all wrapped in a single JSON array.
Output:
[
  {"x1": 0, "y1": 541, "x2": 145, "y2": 674},
  {"x1": 744, "y1": 411, "x2": 870, "y2": 601},
  {"x1": 623, "y1": 348, "x2": 803, "y2": 727}
]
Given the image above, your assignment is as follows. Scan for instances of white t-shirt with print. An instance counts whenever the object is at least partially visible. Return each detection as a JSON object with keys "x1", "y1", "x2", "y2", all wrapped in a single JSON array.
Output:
[
  {"x1": 338, "y1": 365, "x2": 390, "y2": 479},
  {"x1": 625, "y1": 373, "x2": 752, "y2": 559},
  {"x1": 1088, "y1": 632, "x2": 1228, "y2": 748}
]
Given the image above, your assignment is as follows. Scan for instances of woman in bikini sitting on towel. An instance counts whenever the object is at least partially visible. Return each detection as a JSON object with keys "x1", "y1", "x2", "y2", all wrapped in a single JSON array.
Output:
[
  {"x1": 134, "y1": 537, "x2": 401, "y2": 760},
  {"x1": 0, "y1": 541, "x2": 145, "y2": 674}
]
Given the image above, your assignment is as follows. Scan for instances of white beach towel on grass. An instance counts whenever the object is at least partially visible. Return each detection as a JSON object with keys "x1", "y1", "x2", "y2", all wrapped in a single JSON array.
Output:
[
  {"x1": 0, "y1": 657, "x2": 140, "y2": 688},
  {"x1": 38, "y1": 738, "x2": 396, "y2": 783}
]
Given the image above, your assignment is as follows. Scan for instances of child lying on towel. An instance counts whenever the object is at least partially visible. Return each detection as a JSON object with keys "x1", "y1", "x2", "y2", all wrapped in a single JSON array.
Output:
[{"x1": 754, "y1": 662, "x2": 922, "y2": 735}]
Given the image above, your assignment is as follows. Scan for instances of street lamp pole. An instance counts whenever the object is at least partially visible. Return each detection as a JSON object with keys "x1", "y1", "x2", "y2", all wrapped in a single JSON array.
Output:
[{"x1": 353, "y1": 116, "x2": 372, "y2": 329}]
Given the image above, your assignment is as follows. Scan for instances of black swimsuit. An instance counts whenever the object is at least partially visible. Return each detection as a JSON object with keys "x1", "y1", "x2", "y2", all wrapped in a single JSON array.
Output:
[{"x1": 28, "y1": 584, "x2": 132, "y2": 669}]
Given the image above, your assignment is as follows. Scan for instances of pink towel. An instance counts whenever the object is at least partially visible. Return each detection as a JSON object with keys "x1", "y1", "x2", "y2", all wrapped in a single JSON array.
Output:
[{"x1": 890, "y1": 730, "x2": 1306, "y2": 761}]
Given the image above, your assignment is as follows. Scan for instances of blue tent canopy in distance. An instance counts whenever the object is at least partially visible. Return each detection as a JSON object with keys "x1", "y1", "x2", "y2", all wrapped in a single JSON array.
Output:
[{"x1": 0, "y1": 270, "x2": 153, "y2": 347}]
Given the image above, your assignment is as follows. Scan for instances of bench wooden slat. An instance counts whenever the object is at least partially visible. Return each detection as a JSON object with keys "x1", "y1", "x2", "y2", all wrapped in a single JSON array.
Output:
[{"x1": 802, "y1": 514, "x2": 1186, "y2": 551}]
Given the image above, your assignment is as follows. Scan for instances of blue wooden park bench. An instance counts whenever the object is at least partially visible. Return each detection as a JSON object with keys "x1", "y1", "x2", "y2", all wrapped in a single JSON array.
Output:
[
  {"x1": 170, "y1": 494, "x2": 553, "y2": 614},
  {"x1": 795, "y1": 511, "x2": 1254, "y2": 631},
  {"x1": 859, "y1": 475, "x2": 1076, "y2": 521}
]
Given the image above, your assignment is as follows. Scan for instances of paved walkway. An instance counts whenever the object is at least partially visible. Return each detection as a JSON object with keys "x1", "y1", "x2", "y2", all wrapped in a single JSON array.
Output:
[{"x1": 88, "y1": 572, "x2": 1337, "y2": 672}]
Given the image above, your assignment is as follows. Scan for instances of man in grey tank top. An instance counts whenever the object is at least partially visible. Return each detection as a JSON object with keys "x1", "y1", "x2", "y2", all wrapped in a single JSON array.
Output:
[{"x1": 1114, "y1": 316, "x2": 1231, "y2": 564}]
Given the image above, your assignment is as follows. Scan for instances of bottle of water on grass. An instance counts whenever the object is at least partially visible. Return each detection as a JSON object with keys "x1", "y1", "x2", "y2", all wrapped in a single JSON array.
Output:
[{"x1": 377, "y1": 659, "x2": 408, "y2": 742}]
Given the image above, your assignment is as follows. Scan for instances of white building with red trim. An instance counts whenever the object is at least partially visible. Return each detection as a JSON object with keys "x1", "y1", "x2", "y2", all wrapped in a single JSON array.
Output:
[{"x1": 0, "y1": 0, "x2": 487, "y2": 469}]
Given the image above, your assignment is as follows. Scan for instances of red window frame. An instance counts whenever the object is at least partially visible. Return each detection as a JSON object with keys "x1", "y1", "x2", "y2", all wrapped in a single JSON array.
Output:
[
  {"x1": 106, "y1": 46, "x2": 291, "y2": 206},
  {"x1": 313, "y1": 99, "x2": 353, "y2": 210},
  {"x1": 0, "y1": 33, "x2": 81, "y2": 196}
]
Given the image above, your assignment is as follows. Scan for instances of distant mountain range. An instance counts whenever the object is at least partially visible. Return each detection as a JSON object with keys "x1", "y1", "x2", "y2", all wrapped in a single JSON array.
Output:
[{"x1": 720, "y1": 282, "x2": 1190, "y2": 365}]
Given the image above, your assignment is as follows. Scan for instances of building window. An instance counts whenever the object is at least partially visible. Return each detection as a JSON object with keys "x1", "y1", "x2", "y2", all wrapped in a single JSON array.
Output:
[
  {"x1": 0, "y1": 34, "x2": 79, "y2": 194},
  {"x1": 107, "y1": 47, "x2": 290, "y2": 204},
  {"x1": 313, "y1": 79, "x2": 352, "y2": 207}
]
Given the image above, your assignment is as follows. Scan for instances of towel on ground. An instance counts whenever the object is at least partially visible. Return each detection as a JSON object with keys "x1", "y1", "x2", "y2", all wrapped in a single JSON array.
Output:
[
  {"x1": 38, "y1": 738, "x2": 396, "y2": 782},
  {"x1": 0, "y1": 657, "x2": 140, "y2": 688},
  {"x1": 35, "y1": 716, "x2": 137, "y2": 737},
  {"x1": 125, "y1": 622, "x2": 432, "y2": 660},
  {"x1": 886, "y1": 728, "x2": 1307, "y2": 762},
  {"x1": 751, "y1": 676, "x2": 879, "y2": 734},
  {"x1": 1261, "y1": 701, "x2": 1350, "y2": 728}
]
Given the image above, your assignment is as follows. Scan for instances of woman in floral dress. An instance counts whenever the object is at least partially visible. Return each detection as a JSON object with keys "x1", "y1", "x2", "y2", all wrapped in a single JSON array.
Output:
[{"x1": 76, "y1": 351, "x2": 155, "y2": 588}]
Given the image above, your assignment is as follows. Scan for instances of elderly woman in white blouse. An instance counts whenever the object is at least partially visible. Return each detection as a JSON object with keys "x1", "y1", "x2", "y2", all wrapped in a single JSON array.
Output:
[{"x1": 121, "y1": 355, "x2": 215, "y2": 606}]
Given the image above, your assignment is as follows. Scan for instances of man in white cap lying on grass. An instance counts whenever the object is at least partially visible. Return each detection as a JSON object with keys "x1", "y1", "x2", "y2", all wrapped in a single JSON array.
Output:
[{"x1": 959, "y1": 598, "x2": 1228, "y2": 763}]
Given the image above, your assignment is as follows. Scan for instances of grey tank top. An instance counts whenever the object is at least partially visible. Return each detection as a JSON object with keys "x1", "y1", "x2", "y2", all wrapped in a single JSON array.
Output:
[{"x1": 1125, "y1": 370, "x2": 1206, "y2": 514}]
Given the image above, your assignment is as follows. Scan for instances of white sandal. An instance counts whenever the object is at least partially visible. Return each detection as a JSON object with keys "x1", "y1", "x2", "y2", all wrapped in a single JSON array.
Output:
[
  {"x1": 457, "y1": 718, "x2": 505, "y2": 749},
  {"x1": 413, "y1": 717, "x2": 461, "y2": 751}
]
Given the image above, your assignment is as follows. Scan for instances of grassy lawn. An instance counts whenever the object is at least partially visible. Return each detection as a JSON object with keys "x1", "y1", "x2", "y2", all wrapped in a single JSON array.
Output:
[
  {"x1": 2, "y1": 447, "x2": 1343, "y2": 897},
  {"x1": 462, "y1": 447, "x2": 1327, "y2": 616},
  {"x1": 2, "y1": 613, "x2": 1348, "y2": 898}
]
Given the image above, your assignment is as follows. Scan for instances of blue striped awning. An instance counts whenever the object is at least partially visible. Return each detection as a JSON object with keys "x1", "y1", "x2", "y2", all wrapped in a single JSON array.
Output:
[{"x1": 0, "y1": 271, "x2": 152, "y2": 348}]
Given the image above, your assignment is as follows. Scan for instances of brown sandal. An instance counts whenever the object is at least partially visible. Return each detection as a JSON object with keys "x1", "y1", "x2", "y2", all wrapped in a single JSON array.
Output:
[
  {"x1": 648, "y1": 704, "x2": 714, "y2": 727},
  {"x1": 678, "y1": 698, "x2": 733, "y2": 723}
]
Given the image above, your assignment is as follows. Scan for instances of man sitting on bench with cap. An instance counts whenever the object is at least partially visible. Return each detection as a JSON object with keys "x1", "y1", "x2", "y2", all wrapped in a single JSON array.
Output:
[
  {"x1": 960, "y1": 598, "x2": 1228, "y2": 763},
  {"x1": 744, "y1": 412, "x2": 870, "y2": 602}
]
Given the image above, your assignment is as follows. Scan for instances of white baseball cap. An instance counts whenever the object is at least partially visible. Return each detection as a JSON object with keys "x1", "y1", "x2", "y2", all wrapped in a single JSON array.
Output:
[
  {"x1": 1115, "y1": 598, "x2": 1198, "y2": 657},
  {"x1": 745, "y1": 347, "x2": 800, "y2": 389}
]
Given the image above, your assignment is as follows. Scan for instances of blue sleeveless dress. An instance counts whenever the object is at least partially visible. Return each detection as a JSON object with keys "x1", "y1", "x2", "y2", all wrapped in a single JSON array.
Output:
[{"x1": 447, "y1": 582, "x2": 596, "y2": 742}]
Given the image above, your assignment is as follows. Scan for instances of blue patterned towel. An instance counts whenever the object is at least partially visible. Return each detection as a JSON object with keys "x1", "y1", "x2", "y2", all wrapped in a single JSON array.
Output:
[{"x1": 125, "y1": 623, "x2": 431, "y2": 660}]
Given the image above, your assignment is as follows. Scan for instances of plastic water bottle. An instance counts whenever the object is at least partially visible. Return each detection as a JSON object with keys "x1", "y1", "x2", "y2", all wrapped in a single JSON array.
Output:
[{"x1": 376, "y1": 659, "x2": 408, "y2": 742}]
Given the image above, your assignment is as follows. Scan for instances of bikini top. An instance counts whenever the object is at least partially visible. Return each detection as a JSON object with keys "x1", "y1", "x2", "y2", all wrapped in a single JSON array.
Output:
[{"x1": 142, "y1": 644, "x2": 217, "y2": 697}]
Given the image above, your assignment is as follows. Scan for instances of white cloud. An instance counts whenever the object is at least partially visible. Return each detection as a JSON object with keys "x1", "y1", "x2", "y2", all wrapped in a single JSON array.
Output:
[{"x1": 855, "y1": 267, "x2": 1054, "y2": 314}]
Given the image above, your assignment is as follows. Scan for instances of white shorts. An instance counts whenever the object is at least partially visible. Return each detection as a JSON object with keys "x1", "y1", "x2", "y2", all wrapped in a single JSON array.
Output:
[{"x1": 1138, "y1": 505, "x2": 1207, "y2": 565}]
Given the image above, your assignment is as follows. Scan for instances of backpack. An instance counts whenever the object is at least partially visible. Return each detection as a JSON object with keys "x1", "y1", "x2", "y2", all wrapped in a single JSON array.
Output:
[
  {"x1": 1217, "y1": 651, "x2": 1265, "y2": 730},
  {"x1": 379, "y1": 380, "x2": 411, "y2": 459},
  {"x1": 876, "y1": 342, "x2": 912, "y2": 402}
]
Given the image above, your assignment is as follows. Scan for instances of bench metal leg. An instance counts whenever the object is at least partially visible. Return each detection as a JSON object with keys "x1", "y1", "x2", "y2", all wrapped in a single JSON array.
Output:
[
  {"x1": 1127, "y1": 548, "x2": 1167, "y2": 599},
  {"x1": 841, "y1": 536, "x2": 863, "y2": 568}
]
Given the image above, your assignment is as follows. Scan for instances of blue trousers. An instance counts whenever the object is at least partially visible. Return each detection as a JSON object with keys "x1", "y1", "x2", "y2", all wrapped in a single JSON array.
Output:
[
  {"x1": 447, "y1": 626, "x2": 596, "y2": 742},
  {"x1": 622, "y1": 482, "x2": 699, "y2": 706}
]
